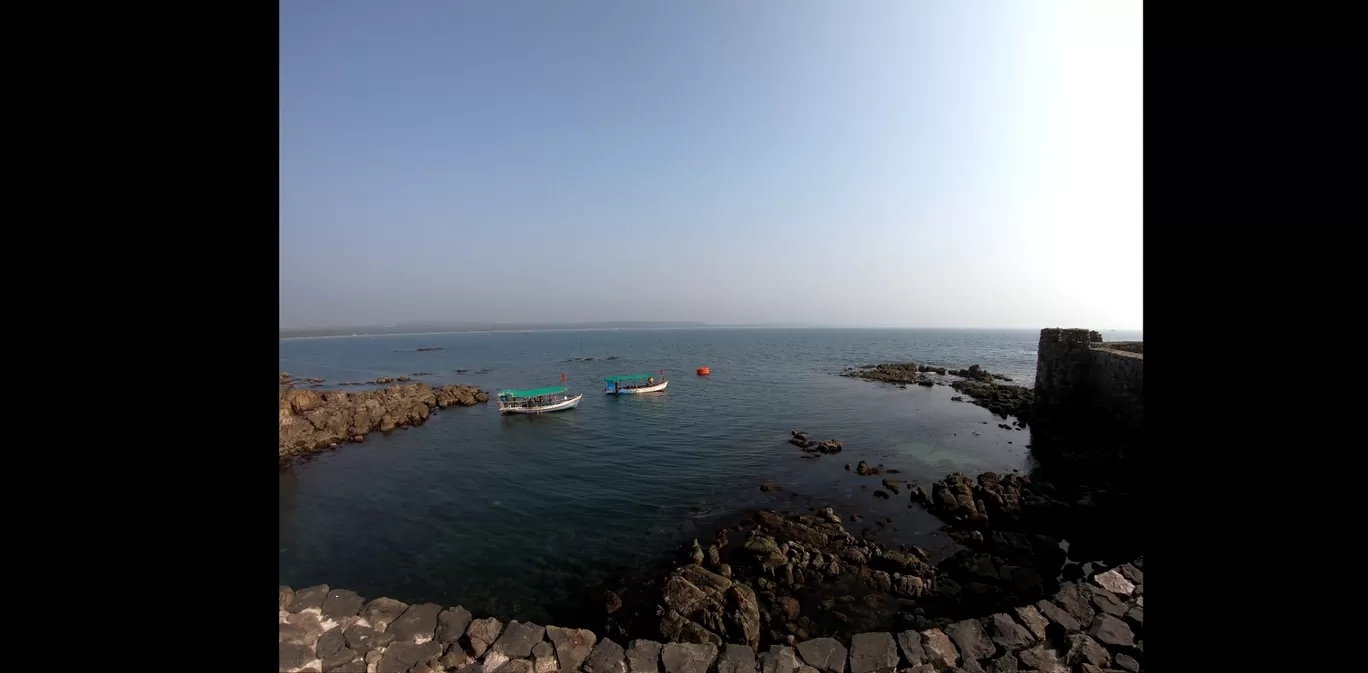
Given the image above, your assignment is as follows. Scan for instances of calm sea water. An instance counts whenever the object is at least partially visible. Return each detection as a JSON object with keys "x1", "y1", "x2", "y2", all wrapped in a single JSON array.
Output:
[{"x1": 278, "y1": 328, "x2": 1141, "y2": 623}]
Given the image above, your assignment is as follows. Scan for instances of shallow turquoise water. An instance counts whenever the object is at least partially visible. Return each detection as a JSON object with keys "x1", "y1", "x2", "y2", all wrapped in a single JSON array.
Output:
[{"x1": 278, "y1": 327, "x2": 1140, "y2": 622}]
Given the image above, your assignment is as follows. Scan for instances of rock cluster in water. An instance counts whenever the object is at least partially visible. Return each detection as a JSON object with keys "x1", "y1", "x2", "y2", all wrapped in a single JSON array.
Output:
[
  {"x1": 281, "y1": 560, "x2": 1143, "y2": 673},
  {"x1": 840, "y1": 363, "x2": 1033, "y2": 424},
  {"x1": 279, "y1": 374, "x2": 488, "y2": 466}
]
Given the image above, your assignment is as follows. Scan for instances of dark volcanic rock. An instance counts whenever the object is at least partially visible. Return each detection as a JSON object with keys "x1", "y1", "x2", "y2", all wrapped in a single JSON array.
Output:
[
  {"x1": 896, "y1": 631, "x2": 927, "y2": 666},
  {"x1": 716, "y1": 643, "x2": 758, "y2": 673},
  {"x1": 661, "y1": 642, "x2": 719, "y2": 673},
  {"x1": 288, "y1": 584, "x2": 330, "y2": 612},
  {"x1": 436, "y1": 607, "x2": 473, "y2": 644},
  {"x1": 945, "y1": 619, "x2": 995, "y2": 662},
  {"x1": 586, "y1": 638, "x2": 629, "y2": 673},
  {"x1": 280, "y1": 586, "x2": 295, "y2": 610},
  {"x1": 376, "y1": 641, "x2": 442, "y2": 673},
  {"x1": 492, "y1": 620, "x2": 547, "y2": 658},
  {"x1": 280, "y1": 642, "x2": 314, "y2": 671},
  {"x1": 467, "y1": 617, "x2": 504, "y2": 657},
  {"x1": 1034, "y1": 600, "x2": 1080, "y2": 632},
  {"x1": 361, "y1": 597, "x2": 409, "y2": 632},
  {"x1": 1087, "y1": 614, "x2": 1136, "y2": 647},
  {"x1": 344, "y1": 624, "x2": 394, "y2": 651},
  {"x1": 796, "y1": 638, "x2": 847, "y2": 673},
  {"x1": 848, "y1": 632, "x2": 899, "y2": 673},
  {"x1": 1016, "y1": 646, "x2": 1065, "y2": 673},
  {"x1": 627, "y1": 640, "x2": 664, "y2": 673},
  {"x1": 547, "y1": 626, "x2": 599, "y2": 672},
  {"x1": 388, "y1": 603, "x2": 442, "y2": 643},
  {"x1": 322, "y1": 589, "x2": 365, "y2": 620},
  {"x1": 920, "y1": 629, "x2": 959, "y2": 669},
  {"x1": 1065, "y1": 634, "x2": 1111, "y2": 669},
  {"x1": 987, "y1": 613, "x2": 1035, "y2": 651}
]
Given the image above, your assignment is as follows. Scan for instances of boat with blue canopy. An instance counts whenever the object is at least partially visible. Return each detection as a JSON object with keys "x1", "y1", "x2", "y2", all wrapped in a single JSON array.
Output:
[
  {"x1": 604, "y1": 370, "x2": 669, "y2": 395},
  {"x1": 497, "y1": 383, "x2": 582, "y2": 414}
]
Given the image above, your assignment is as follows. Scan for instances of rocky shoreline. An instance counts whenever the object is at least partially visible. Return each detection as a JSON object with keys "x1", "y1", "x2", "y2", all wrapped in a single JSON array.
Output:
[
  {"x1": 281, "y1": 460, "x2": 1144, "y2": 672},
  {"x1": 279, "y1": 374, "x2": 489, "y2": 466},
  {"x1": 840, "y1": 364, "x2": 1033, "y2": 425}
]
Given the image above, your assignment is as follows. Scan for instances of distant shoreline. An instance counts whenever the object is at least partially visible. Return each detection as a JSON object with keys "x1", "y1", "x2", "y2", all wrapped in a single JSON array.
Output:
[{"x1": 280, "y1": 325, "x2": 1140, "y2": 340}]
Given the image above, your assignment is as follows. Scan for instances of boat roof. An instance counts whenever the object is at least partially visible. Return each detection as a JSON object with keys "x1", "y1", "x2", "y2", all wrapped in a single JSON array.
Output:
[
  {"x1": 498, "y1": 385, "x2": 566, "y2": 398},
  {"x1": 604, "y1": 374, "x2": 656, "y2": 382}
]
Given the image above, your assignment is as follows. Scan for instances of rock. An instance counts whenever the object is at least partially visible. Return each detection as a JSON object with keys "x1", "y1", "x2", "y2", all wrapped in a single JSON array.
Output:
[
  {"x1": 532, "y1": 641, "x2": 558, "y2": 673},
  {"x1": 389, "y1": 602, "x2": 442, "y2": 643},
  {"x1": 919, "y1": 629, "x2": 959, "y2": 670},
  {"x1": 344, "y1": 624, "x2": 394, "y2": 651},
  {"x1": 467, "y1": 617, "x2": 504, "y2": 657},
  {"x1": 1117, "y1": 564, "x2": 1144, "y2": 586},
  {"x1": 661, "y1": 642, "x2": 719, "y2": 673},
  {"x1": 1064, "y1": 634, "x2": 1111, "y2": 669},
  {"x1": 660, "y1": 610, "x2": 722, "y2": 648},
  {"x1": 280, "y1": 642, "x2": 315, "y2": 672},
  {"x1": 321, "y1": 646, "x2": 362, "y2": 672},
  {"x1": 762, "y1": 481, "x2": 777, "y2": 492},
  {"x1": 717, "y1": 643, "x2": 759, "y2": 673},
  {"x1": 484, "y1": 620, "x2": 547, "y2": 671},
  {"x1": 728, "y1": 583, "x2": 763, "y2": 648},
  {"x1": 796, "y1": 637, "x2": 847, "y2": 673},
  {"x1": 1088, "y1": 614, "x2": 1136, "y2": 647},
  {"x1": 361, "y1": 597, "x2": 410, "y2": 632},
  {"x1": 873, "y1": 490, "x2": 890, "y2": 499},
  {"x1": 762, "y1": 646, "x2": 803, "y2": 673},
  {"x1": 280, "y1": 586, "x2": 295, "y2": 610},
  {"x1": 990, "y1": 653, "x2": 1018, "y2": 673},
  {"x1": 322, "y1": 589, "x2": 365, "y2": 620},
  {"x1": 289, "y1": 584, "x2": 330, "y2": 612},
  {"x1": 327, "y1": 658, "x2": 367, "y2": 673},
  {"x1": 437, "y1": 607, "x2": 474, "y2": 644},
  {"x1": 896, "y1": 631, "x2": 927, "y2": 666},
  {"x1": 987, "y1": 613, "x2": 1035, "y2": 652},
  {"x1": 441, "y1": 643, "x2": 473, "y2": 670},
  {"x1": 317, "y1": 626, "x2": 348, "y2": 659},
  {"x1": 376, "y1": 641, "x2": 442, "y2": 673},
  {"x1": 1124, "y1": 605, "x2": 1143, "y2": 628},
  {"x1": 856, "y1": 461, "x2": 873, "y2": 476},
  {"x1": 586, "y1": 638, "x2": 629, "y2": 673},
  {"x1": 1034, "y1": 600, "x2": 1080, "y2": 632},
  {"x1": 1011, "y1": 602, "x2": 1050, "y2": 639},
  {"x1": 848, "y1": 632, "x2": 899, "y2": 673},
  {"x1": 777, "y1": 596, "x2": 801, "y2": 621},
  {"x1": 945, "y1": 619, "x2": 995, "y2": 662},
  {"x1": 1115, "y1": 653, "x2": 1140, "y2": 672},
  {"x1": 1016, "y1": 646, "x2": 1066, "y2": 673},
  {"x1": 1088, "y1": 586, "x2": 1128, "y2": 616},
  {"x1": 498, "y1": 661, "x2": 535, "y2": 673},
  {"x1": 1092, "y1": 570, "x2": 1136, "y2": 596},
  {"x1": 1051, "y1": 585, "x2": 1096, "y2": 625},
  {"x1": 628, "y1": 640, "x2": 664, "y2": 673},
  {"x1": 547, "y1": 625, "x2": 598, "y2": 671},
  {"x1": 606, "y1": 591, "x2": 624, "y2": 613}
]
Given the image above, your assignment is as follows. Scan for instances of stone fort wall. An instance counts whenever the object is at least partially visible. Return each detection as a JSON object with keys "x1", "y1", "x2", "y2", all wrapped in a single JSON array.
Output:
[{"x1": 1032, "y1": 329, "x2": 1143, "y2": 463}]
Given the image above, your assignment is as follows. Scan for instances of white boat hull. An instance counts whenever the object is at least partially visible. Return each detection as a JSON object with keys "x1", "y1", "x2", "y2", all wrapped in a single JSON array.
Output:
[
  {"x1": 605, "y1": 380, "x2": 669, "y2": 395},
  {"x1": 499, "y1": 394, "x2": 583, "y2": 414}
]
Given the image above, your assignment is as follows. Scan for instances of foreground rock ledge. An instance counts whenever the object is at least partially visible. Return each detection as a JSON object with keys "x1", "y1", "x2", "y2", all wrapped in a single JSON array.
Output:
[
  {"x1": 279, "y1": 559, "x2": 1143, "y2": 673},
  {"x1": 279, "y1": 376, "x2": 488, "y2": 465}
]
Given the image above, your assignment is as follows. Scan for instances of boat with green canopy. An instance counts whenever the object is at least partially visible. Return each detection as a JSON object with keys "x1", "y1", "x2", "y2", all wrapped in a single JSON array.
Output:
[
  {"x1": 497, "y1": 379, "x2": 582, "y2": 414},
  {"x1": 604, "y1": 370, "x2": 669, "y2": 395}
]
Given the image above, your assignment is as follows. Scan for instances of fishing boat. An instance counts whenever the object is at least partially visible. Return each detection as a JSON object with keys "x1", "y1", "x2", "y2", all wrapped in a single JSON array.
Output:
[
  {"x1": 604, "y1": 371, "x2": 669, "y2": 395},
  {"x1": 496, "y1": 384, "x2": 582, "y2": 414}
]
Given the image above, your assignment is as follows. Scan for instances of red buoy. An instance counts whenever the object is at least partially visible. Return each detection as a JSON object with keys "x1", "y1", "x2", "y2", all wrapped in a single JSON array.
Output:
[{"x1": 697, "y1": 366, "x2": 710, "y2": 376}]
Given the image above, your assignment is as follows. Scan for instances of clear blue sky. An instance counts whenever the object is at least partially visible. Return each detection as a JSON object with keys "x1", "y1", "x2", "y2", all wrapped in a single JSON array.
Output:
[{"x1": 280, "y1": 0, "x2": 1143, "y2": 329}]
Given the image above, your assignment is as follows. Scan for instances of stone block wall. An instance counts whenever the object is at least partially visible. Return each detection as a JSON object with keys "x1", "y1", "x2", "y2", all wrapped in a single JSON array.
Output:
[
  {"x1": 278, "y1": 560, "x2": 1144, "y2": 673},
  {"x1": 1032, "y1": 329, "x2": 1143, "y2": 465}
]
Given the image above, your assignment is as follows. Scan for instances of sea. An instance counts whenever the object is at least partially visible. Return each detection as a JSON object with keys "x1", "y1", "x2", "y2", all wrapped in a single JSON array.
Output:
[{"x1": 278, "y1": 327, "x2": 1141, "y2": 624}]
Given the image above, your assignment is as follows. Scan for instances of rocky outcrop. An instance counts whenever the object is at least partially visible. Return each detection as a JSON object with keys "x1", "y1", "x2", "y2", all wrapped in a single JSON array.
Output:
[
  {"x1": 282, "y1": 558, "x2": 1143, "y2": 672},
  {"x1": 839, "y1": 363, "x2": 1034, "y2": 424},
  {"x1": 279, "y1": 374, "x2": 488, "y2": 466}
]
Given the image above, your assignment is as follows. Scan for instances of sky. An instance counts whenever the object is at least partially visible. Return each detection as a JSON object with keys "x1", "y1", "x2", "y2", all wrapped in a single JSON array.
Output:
[{"x1": 280, "y1": 0, "x2": 1143, "y2": 329}]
